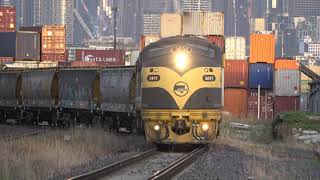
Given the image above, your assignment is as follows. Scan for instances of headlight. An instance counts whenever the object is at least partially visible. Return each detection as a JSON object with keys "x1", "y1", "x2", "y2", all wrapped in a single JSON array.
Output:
[
  {"x1": 201, "y1": 123, "x2": 209, "y2": 131},
  {"x1": 175, "y1": 52, "x2": 188, "y2": 71},
  {"x1": 154, "y1": 125, "x2": 160, "y2": 131}
]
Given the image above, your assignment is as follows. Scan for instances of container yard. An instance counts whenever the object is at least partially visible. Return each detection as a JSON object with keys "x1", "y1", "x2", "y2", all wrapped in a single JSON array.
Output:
[
  {"x1": 160, "y1": 13, "x2": 182, "y2": 38},
  {"x1": 224, "y1": 88, "x2": 248, "y2": 118},
  {"x1": 182, "y1": 12, "x2": 224, "y2": 36},
  {"x1": 249, "y1": 63, "x2": 274, "y2": 90},
  {"x1": 75, "y1": 49, "x2": 125, "y2": 66},
  {"x1": 1, "y1": 3, "x2": 320, "y2": 180},
  {"x1": 224, "y1": 60, "x2": 248, "y2": 89},
  {"x1": 249, "y1": 34, "x2": 275, "y2": 64},
  {"x1": 16, "y1": 31, "x2": 40, "y2": 61},
  {"x1": 247, "y1": 89, "x2": 274, "y2": 120},
  {"x1": 225, "y1": 37, "x2": 246, "y2": 60}
]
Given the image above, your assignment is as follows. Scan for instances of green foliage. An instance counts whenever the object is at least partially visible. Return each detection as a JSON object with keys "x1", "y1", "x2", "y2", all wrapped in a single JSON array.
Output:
[{"x1": 272, "y1": 112, "x2": 320, "y2": 131}]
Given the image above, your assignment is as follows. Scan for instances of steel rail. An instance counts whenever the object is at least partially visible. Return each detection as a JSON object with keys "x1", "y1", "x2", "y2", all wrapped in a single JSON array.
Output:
[
  {"x1": 68, "y1": 148, "x2": 158, "y2": 180},
  {"x1": 148, "y1": 146, "x2": 208, "y2": 180}
]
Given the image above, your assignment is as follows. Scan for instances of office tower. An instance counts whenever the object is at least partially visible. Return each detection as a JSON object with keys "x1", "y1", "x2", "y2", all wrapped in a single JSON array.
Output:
[
  {"x1": 142, "y1": 14, "x2": 160, "y2": 35},
  {"x1": 180, "y1": 0, "x2": 212, "y2": 11},
  {"x1": 289, "y1": 0, "x2": 320, "y2": 17}
]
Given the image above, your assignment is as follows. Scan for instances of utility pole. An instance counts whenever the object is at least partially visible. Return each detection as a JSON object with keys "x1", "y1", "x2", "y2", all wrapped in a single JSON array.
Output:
[{"x1": 112, "y1": 6, "x2": 118, "y2": 50}]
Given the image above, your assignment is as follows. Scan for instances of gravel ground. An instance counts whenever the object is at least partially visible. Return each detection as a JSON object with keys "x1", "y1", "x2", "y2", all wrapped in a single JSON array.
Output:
[
  {"x1": 101, "y1": 152, "x2": 184, "y2": 180},
  {"x1": 176, "y1": 141, "x2": 320, "y2": 180}
]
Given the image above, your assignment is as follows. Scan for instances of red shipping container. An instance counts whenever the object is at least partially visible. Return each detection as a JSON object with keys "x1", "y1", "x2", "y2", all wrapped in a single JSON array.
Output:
[
  {"x1": 274, "y1": 96, "x2": 299, "y2": 116},
  {"x1": 41, "y1": 54, "x2": 66, "y2": 62},
  {"x1": 224, "y1": 60, "x2": 248, "y2": 88},
  {"x1": 248, "y1": 89, "x2": 274, "y2": 120},
  {"x1": 0, "y1": 57, "x2": 14, "y2": 63},
  {"x1": 206, "y1": 35, "x2": 225, "y2": 52},
  {"x1": 75, "y1": 49, "x2": 125, "y2": 67},
  {"x1": 0, "y1": 6, "x2": 16, "y2": 32},
  {"x1": 224, "y1": 88, "x2": 248, "y2": 118}
]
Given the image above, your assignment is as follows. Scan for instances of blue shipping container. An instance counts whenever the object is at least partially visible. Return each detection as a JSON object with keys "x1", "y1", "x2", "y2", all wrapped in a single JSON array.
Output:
[
  {"x1": 249, "y1": 63, "x2": 274, "y2": 90},
  {"x1": 0, "y1": 32, "x2": 16, "y2": 57}
]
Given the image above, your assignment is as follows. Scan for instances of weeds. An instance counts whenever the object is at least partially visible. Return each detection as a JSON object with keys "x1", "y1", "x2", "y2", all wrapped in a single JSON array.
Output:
[{"x1": 0, "y1": 128, "x2": 149, "y2": 180}]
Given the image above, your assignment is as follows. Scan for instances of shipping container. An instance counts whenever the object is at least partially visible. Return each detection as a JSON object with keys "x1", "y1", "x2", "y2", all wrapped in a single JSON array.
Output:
[
  {"x1": 0, "y1": 32, "x2": 16, "y2": 57},
  {"x1": 182, "y1": 12, "x2": 224, "y2": 36},
  {"x1": 224, "y1": 88, "x2": 248, "y2": 118},
  {"x1": 0, "y1": 6, "x2": 16, "y2": 32},
  {"x1": 224, "y1": 60, "x2": 248, "y2": 89},
  {"x1": 274, "y1": 70, "x2": 300, "y2": 96},
  {"x1": 249, "y1": 63, "x2": 273, "y2": 89},
  {"x1": 160, "y1": 13, "x2": 182, "y2": 38},
  {"x1": 41, "y1": 54, "x2": 66, "y2": 62},
  {"x1": 0, "y1": 57, "x2": 14, "y2": 63},
  {"x1": 301, "y1": 80, "x2": 311, "y2": 93},
  {"x1": 274, "y1": 96, "x2": 299, "y2": 116},
  {"x1": 225, "y1": 36, "x2": 246, "y2": 60},
  {"x1": 249, "y1": 34, "x2": 275, "y2": 64},
  {"x1": 206, "y1": 35, "x2": 225, "y2": 52},
  {"x1": 300, "y1": 93, "x2": 309, "y2": 112},
  {"x1": 248, "y1": 89, "x2": 274, "y2": 120},
  {"x1": 20, "y1": 25, "x2": 66, "y2": 54},
  {"x1": 275, "y1": 59, "x2": 299, "y2": 70},
  {"x1": 16, "y1": 31, "x2": 40, "y2": 61},
  {"x1": 75, "y1": 49, "x2": 125, "y2": 67},
  {"x1": 301, "y1": 65, "x2": 320, "y2": 81}
]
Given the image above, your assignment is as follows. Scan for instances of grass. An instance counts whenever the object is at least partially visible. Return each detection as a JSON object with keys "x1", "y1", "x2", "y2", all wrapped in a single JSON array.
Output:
[
  {"x1": 0, "y1": 128, "x2": 150, "y2": 180},
  {"x1": 272, "y1": 112, "x2": 320, "y2": 131}
]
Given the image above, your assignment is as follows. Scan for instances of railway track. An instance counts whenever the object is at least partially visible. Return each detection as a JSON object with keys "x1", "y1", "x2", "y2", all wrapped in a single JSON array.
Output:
[{"x1": 68, "y1": 146, "x2": 208, "y2": 180}]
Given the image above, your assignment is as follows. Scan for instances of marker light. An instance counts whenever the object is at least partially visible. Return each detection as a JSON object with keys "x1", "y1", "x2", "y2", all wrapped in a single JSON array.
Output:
[
  {"x1": 154, "y1": 125, "x2": 160, "y2": 131},
  {"x1": 201, "y1": 123, "x2": 209, "y2": 131},
  {"x1": 175, "y1": 52, "x2": 188, "y2": 71}
]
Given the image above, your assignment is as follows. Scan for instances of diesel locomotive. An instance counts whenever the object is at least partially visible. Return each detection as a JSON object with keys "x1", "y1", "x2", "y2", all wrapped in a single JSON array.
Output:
[
  {"x1": 0, "y1": 36, "x2": 223, "y2": 144},
  {"x1": 136, "y1": 36, "x2": 223, "y2": 144}
]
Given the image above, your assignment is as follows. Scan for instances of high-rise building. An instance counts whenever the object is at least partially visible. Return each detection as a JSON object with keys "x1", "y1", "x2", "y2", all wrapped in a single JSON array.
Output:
[
  {"x1": 142, "y1": 14, "x2": 160, "y2": 35},
  {"x1": 248, "y1": 0, "x2": 266, "y2": 19},
  {"x1": 179, "y1": 0, "x2": 212, "y2": 11},
  {"x1": 289, "y1": 0, "x2": 320, "y2": 17}
]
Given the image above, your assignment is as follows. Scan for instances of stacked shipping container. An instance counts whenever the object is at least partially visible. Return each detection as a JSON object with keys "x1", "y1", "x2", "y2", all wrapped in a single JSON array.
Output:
[
  {"x1": 20, "y1": 26, "x2": 66, "y2": 62},
  {"x1": 223, "y1": 36, "x2": 248, "y2": 118},
  {"x1": 274, "y1": 59, "x2": 300, "y2": 115},
  {"x1": 0, "y1": 6, "x2": 16, "y2": 32},
  {"x1": 247, "y1": 33, "x2": 275, "y2": 120},
  {"x1": 75, "y1": 50, "x2": 125, "y2": 67}
]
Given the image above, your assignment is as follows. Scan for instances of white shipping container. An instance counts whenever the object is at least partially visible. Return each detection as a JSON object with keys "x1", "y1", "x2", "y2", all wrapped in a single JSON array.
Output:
[
  {"x1": 225, "y1": 37, "x2": 246, "y2": 60},
  {"x1": 275, "y1": 70, "x2": 300, "y2": 96},
  {"x1": 182, "y1": 12, "x2": 224, "y2": 36},
  {"x1": 160, "y1": 13, "x2": 182, "y2": 38},
  {"x1": 144, "y1": 35, "x2": 161, "y2": 47}
]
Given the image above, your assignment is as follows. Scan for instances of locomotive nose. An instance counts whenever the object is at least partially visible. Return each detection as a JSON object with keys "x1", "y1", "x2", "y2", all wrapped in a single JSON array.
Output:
[{"x1": 172, "y1": 118, "x2": 190, "y2": 135}]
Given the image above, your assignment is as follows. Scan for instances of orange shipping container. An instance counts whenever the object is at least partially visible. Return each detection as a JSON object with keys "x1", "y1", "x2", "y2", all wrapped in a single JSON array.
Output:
[
  {"x1": 224, "y1": 88, "x2": 248, "y2": 118},
  {"x1": 249, "y1": 34, "x2": 275, "y2": 64},
  {"x1": 275, "y1": 59, "x2": 299, "y2": 70}
]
